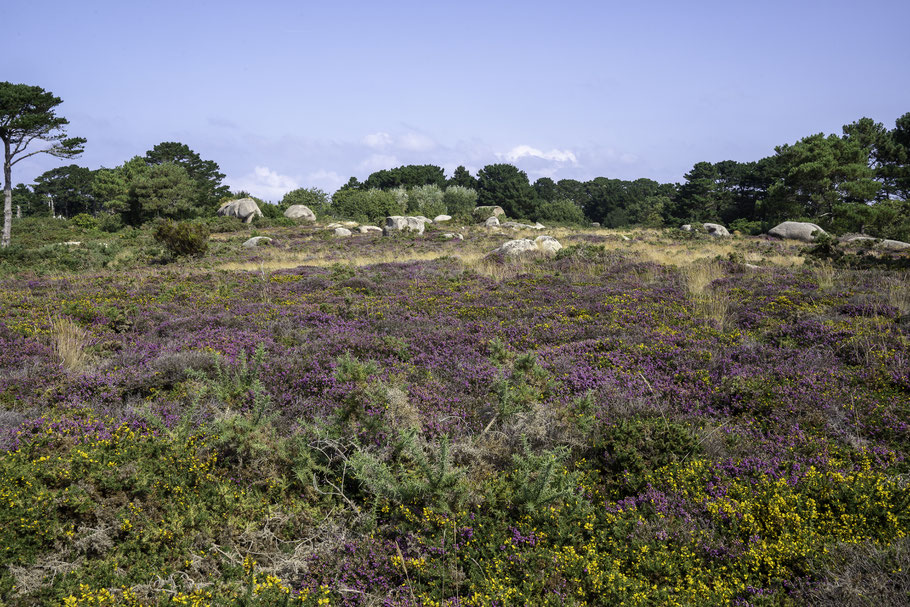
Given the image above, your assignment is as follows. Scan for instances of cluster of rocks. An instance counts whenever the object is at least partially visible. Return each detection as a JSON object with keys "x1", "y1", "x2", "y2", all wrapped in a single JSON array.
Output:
[
  {"x1": 218, "y1": 198, "x2": 263, "y2": 223},
  {"x1": 681, "y1": 223, "x2": 730, "y2": 237},
  {"x1": 490, "y1": 235, "x2": 563, "y2": 257},
  {"x1": 840, "y1": 234, "x2": 910, "y2": 252}
]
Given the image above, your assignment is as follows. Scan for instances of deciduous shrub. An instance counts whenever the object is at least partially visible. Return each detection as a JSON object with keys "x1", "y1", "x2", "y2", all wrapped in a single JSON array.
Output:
[
  {"x1": 153, "y1": 220, "x2": 209, "y2": 257},
  {"x1": 443, "y1": 185, "x2": 477, "y2": 218},
  {"x1": 330, "y1": 188, "x2": 404, "y2": 223}
]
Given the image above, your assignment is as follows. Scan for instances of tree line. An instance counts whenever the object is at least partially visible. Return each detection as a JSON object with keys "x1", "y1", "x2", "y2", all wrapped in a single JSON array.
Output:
[{"x1": 3, "y1": 81, "x2": 909, "y2": 247}]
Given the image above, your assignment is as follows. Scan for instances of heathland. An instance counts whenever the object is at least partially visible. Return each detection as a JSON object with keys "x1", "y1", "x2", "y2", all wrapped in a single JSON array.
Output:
[{"x1": 1, "y1": 218, "x2": 909, "y2": 607}]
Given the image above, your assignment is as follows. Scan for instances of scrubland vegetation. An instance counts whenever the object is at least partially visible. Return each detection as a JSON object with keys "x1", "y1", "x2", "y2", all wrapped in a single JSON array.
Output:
[{"x1": 1, "y1": 217, "x2": 909, "y2": 606}]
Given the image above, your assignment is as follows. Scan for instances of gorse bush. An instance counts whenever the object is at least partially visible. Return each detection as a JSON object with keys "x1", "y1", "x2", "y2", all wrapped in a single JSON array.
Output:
[{"x1": 153, "y1": 220, "x2": 209, "y2": 257}]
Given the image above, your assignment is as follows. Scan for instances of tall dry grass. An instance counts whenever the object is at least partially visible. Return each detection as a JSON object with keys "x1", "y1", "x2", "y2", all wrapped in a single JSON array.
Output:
[
  {"x1": 50, "y1": 316, "x2": 90, "y2": 372},
  {"x1": 885, "y1": 274, "x2": 910, "y2": 315},
  {"x1": 812, "y1": 262, "x2": 837, "y2": 290},
  {"x1": 681, "y1": 262, "x2": 732, "y2": 330}
]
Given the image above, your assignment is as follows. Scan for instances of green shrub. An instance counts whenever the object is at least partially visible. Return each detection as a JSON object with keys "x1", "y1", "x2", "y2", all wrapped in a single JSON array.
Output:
[
  {"x1": 408, "y1": 184, "x2": 447, "y2": 218},
  {"x1": 153, "y1": 220, "x2": 210, "y2": 257},
  {"x1": 330, "y1": 188, "x2": 404, "y2": 223},
  {"x1": 96, "y1": 212, "x2": 123, "y2": 233},
  {"x1": 728, "y1": 218, "x2": 763, "y2": 235},
  {"x1": 536, "y1": 198, "x2": 586, "y2": 225},
  {"x1": 69, "y1": 213, "x2": 97, "y2": 230},
  {"x1": 444, "y1": 185, "x2": 478, "y2": 218},
  {"x1": 280, "y1": 186, "x2": 330, "y2": 213}
]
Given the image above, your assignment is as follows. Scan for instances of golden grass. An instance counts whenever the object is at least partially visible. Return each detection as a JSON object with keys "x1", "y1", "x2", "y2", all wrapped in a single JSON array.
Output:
[
  {"x1": 680, "y1": 262, "x2": 732, "y2": 330},
  {"x1": 812, "y1": 262, "x2": 837, "y2": 290},
  {"x1": 886, "y1": 274, "x2": 910, "y2": 315},
  {"x1": 50, "y1": 316, "x2": 90, "y2": 372}
]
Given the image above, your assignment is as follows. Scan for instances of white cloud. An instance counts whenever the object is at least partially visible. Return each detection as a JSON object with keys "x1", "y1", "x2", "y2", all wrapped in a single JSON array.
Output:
[
  {"x1": 363, "y1": 132, "x2": 393, "y2": 149},
  {"x1": 500, "y1": 145, "x2": 578, "y2": 164},
  {"x1": 358, "y1": 153, "x2": 400, "y2": 173},
  {"x1": 305, "y1": 169, "x2": 347, "y2": 193},
  {"x1": 226, "y1": 166, "x2": 300, "y2": 202},
  {"x1": 397, "y1": 132, "x2": 436, "y2": 152}
]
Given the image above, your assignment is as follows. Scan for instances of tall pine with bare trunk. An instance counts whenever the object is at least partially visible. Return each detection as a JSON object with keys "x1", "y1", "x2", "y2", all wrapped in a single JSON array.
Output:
[{"x1": 0, "y1": 82, "x2": 85, "y2": 247}]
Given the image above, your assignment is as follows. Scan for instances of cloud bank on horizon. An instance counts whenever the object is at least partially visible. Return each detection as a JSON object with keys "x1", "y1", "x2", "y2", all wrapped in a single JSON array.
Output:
[{"x1": 3, "y1": 0, "x2": 909, "y2": 202}]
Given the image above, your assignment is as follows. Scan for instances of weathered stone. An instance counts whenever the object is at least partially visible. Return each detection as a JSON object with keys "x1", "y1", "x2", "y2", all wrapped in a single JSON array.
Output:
[
  {"x1": 358, "y1": 225, "x2": 382, "y2": 233},
  {"x1": 534, "y1": 235, "x2": 563, "y2": 254},
  {"x1": 591, "y1": 222, "x2": 601, "y2": 228},
  {"x1": 283, "y1": 205, "x2": 316, "y2": 221},
  {"x1": 442, "y1": 233, "x2": 464, "y2": 241},
  {"x1": 681, "y1": 224, "x2": 693, "y2": 231},
  {"x1": 492, "y1": 239, "x2": 538, "y2": 256},
  {"x1": 434, "y1": 215, "x2": 452, "y2": 223},
  {"x1": 703, "y1": 223, "x2": 730, "y2": 237},
  {"x1": 768, "y1": 221, "x2": 827, "y2": 242},
  {"x1": 878, "y1": 239, "x2": 910, "y2": 252},
  {"x1": 340, "y1": 221, "x2": 359, "y2": 228},
  {"x1": 242, "y1": 236, "x2": 272, "y2": 248},
  {"x1": 218, "y1": 198, "x2": 262, "y2": 223},
  {"x1": 485, "y1": 216, "x2": 500, "y2": 227},
  {"x1": 490, "y1": 236, "x2": 563, "y2": 257},
  {"x1": 383, "y1": 216, "x2": 426, "y2": 235},
  {"x1": 473, "y1": 205, "x2": 505, "y2": 221},
  {"x1": 333, "y1": 227, "x2": 352, "y2": 237}
]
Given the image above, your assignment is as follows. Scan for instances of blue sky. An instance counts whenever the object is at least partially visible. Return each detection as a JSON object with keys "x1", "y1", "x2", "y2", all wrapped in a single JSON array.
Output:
[{"x1": 5, "y1": 0, "x2": 909, "y2": 201}]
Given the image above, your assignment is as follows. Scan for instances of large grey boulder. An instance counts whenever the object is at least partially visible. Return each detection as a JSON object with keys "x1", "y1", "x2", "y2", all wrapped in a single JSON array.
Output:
[
  {"x1": 242, "y1": 236, "x2": 272, "y2": 248},
  {"x1": 218, "y1": 198, "x2": 263, "y2": 223},
  {"x1": 491, "y1": 236, "x2": 563, "y2": 257},
  {"x1": 878, "y1": 239, "x2": 910, "y2": 252},
  {"x1": 383, "y1": 216, "x2": 426, "y2": 235},
  {"x1": 284, "y1": 205, "x2": 316, "y2": 221},
  {"x1": 358, "y1": 225, "x2": 383, "y2": 233},
  {"x1": 703, "y1": 223, "x2": 730, "y2": 237},
  {"x1": 501, "y1": 221, "x2": 538, "y2": 230},
  {"x1": 485, "y1": 216, "x2": 501, "y2": 227},
  {"x1": 434, "y1": 215, "x2": 452, "y2": 223},
  {"x1": 333, "y1": 227, "x2": 352, "y2": 237},
  {"x1": 768, "y1": 221, "x2": 827, "y2": 242},
  {"x1": 492, "y1": 239, "x2": 538, "y2": 256},
  {"x1": 473, "y1": 206, "x2": 505, "y2": 221},
  {"x1": 535, "y1": 235, "x2": 563, "y2": 253}
]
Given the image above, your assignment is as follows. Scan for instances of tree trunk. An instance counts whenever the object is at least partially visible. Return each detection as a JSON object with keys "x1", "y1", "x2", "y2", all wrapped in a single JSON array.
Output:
[{"x1": 3, "y1": 138, "x2": 12, "y2": 248}]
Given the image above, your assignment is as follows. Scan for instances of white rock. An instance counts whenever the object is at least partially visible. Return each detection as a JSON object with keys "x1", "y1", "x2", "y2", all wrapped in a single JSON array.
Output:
[
  {"x1": 878, "y1": 239, "x2": 910, "y2": 252},
  {"x1": 358, "y1": 225, "x2": 383, "y2": 233},
  {"x1": 218, "y1": 198, "x2": 262, "y2": 223},
  {"x1": 473, "y1": 206, "x2": 505, "y2": 221},
  {"x1": 383, "y1": 216, "x2": 426, "y2": 235},
  {"x1": 534, "y1": 235, "x2": 563, "y2": 254},
  {"x1": 284, "y1": 205, "x2": 316, "y2": 221},
  {"x1": 485, "y1": 216, "x2": 501, "y2": 227},
  {"x1": 333, "y1": 227, "x2": 352, "y2": 237},
  {"x1": 493, "y1": 239, "x2": 538, "y2": 256},
  {"x1": 434, "y1": 215, "x2": 452, "y2": 223},
  {"x1": 242, "y1": 236, "x2": 272, "y2": 248},
  {"x1": 703, "y1": 223, "x2": 730, "y2": 237},
  {"x1": 442, "y1": 233, "x2": 464, "y2": 241},
  {"x1": 768, "y1": 221, "x2": 827, "y2": 242}
]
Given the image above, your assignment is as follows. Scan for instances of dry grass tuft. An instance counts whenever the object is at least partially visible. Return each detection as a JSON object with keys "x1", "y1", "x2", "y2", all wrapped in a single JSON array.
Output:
[
  {"x1": 681, "y1": 262, "x2": 732, "y2": 330},
  {"x1": 682, "y1": 262, "x2": 725, "y2": 297},
  {"x1": 50, "y1": 315, "x2": 91, "y2": 372},
  {"x1": 885, "y1": 273, "x2": 910, "y2": 315},
  {"x1": 812, "y1": 262, "x2": 837, "y2": 290}
]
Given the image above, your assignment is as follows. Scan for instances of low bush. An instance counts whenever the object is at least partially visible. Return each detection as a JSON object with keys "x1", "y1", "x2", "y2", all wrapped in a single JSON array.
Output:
[{"x1": 153, "y1": 220, "x2": 209, "y2": 258}]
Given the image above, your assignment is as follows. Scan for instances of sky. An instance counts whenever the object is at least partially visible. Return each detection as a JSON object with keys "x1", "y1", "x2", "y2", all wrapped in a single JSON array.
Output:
[{"x1": 4, "y1": 0, "x2": 910, "y2": 202}]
